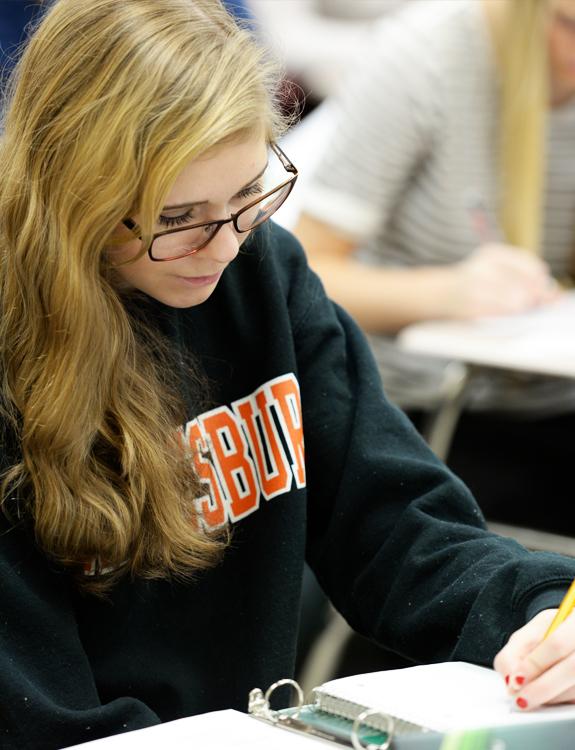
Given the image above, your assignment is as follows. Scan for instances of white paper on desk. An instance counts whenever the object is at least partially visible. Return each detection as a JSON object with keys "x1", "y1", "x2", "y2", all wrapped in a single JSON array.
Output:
[
  {"x1": 397, "y1": 291, "x2": 575, "y2": 378},
  {"x1": 470, "y1": 293, "x2": 575, "y2": 339},
  {"x1": 62, "y1": 709, "x2": 325, "y2": 749},
  {"x1": 317, "y1": 662, "x2": 575, "y2": 733}
]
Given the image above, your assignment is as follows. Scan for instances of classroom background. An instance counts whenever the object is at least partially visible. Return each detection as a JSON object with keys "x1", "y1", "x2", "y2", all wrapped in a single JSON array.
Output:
[{"x1": 2, "y1": 0, "x2": 575, "y2": 695}]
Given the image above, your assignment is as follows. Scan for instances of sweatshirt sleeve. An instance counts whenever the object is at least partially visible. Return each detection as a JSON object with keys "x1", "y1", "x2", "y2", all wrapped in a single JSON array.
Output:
[
  {"x1": 286, "y1": 236, "x2": 575, "y2": 666},
  {"x1": 0, "y1": 518, "x2": 161, "y2": 750}
]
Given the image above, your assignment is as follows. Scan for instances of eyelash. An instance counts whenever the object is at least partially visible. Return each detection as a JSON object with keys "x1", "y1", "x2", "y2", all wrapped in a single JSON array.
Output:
[
  {"x1": 158, "y1": 211, "x2": 195, "y2": 228},
  {"x1": 237, "y1": 182, "x2": 263, "y2": 199},
  {"x1": 157, "y1": 182, "x2": 264, "y2": 228}
]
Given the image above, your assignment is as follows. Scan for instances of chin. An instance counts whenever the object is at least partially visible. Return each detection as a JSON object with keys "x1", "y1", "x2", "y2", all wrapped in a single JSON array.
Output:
[{"x1": 156, "y1": 286, "x2": 217, "y2": 309}]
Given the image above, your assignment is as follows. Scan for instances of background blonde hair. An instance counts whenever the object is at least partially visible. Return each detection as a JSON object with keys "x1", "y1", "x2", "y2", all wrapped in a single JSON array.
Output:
[
  {"x1": 0, "y1": 0, "x2": 287, "y2": 592},
  {"x1": 489, "y1": 0, "x2": 553, "y2": 254}
]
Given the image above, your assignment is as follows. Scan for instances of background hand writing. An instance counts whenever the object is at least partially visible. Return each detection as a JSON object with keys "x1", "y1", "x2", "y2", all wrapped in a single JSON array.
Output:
[{"x1": 444, "y1": 243, "x2": 561, "y2": 320}]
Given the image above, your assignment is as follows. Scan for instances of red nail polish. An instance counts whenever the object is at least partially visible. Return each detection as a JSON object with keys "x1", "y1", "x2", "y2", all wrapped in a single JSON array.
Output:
[
  {"x1": 505, "y1": 675, "x2": 510, "y2": 685},
  {"x1": 516, "y1": 697, "x2": 528, "y2": 709},
  {"x1": 515, "y1": 675, "x2": 525, "y2": 685}
]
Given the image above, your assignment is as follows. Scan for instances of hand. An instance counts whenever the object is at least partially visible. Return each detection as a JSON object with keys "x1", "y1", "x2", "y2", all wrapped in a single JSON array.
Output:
[
  {"x1": 444, "y1": 243, "x2": 561, "y2": 320},
  {"x1": 494, "y1": 609, "x2": 575, "y2": 711}
]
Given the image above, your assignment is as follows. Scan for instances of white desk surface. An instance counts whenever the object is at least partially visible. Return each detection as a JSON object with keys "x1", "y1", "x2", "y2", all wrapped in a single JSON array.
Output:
[{"x1": 397, "y1": 292, "x2": 575, "y2": 380}]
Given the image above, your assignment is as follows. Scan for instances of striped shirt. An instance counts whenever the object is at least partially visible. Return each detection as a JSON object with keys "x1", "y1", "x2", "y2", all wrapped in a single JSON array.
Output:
[{"x1": 304, "y1": 0, "x2": 575, "y2": 414}]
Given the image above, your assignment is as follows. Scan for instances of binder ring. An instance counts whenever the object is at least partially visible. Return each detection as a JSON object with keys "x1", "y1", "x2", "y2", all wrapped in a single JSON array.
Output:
[
  {"x1": 351, "y1": 708, "x2": 395, "y2": 750},
  {"x1": 264, "y1": 678, "x2": 304, "y2": 719}
]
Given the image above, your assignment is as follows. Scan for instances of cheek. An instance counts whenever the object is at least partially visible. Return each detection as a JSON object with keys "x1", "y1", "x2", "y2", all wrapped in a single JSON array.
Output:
[
  {"x1": 549, "y1": 27, "x2": 575, "y2": 70},
  {"x1": 549, "y1": 26, "x2": 561, "y2": 64},
  {"x1": 114, "y1": 256, "x2": 152, "y2": 289},
  {"x1": 108, "y1": 244, "x2": 158, "y2": 292}
]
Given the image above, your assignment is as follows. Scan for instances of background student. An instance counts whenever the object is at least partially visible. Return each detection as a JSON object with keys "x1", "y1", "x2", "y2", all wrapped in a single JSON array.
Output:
[
  {"x1": 295, "y1": 0, "x2": 575, "y2": 535},
  {"x1": 3, "y1": 1, "x2": 575, "y2": 748}
]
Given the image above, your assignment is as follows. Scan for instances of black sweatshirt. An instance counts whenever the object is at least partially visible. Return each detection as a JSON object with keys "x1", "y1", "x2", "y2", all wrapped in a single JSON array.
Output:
[{"x1": 1, "y1": 223, "x2": 573, "y2": 749}]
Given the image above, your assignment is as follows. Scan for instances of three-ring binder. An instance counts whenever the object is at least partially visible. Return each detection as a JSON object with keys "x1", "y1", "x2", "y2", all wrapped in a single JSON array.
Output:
[{"x1": 248, "y1": 678, "x2": 395, "y2": 750}]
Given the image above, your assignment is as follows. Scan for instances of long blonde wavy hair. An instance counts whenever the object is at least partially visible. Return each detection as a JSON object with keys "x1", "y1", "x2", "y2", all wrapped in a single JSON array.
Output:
[
  {"x1": 0, "y1": 0, "x2": 287, "y2": 592},
  {"x1": 487, "y1": 0, "x2": 555, "y2": 254}
]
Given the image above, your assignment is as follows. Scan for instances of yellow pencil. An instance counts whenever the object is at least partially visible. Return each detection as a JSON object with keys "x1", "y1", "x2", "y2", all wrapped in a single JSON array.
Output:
[{"x1": 545, "y1": 578, "x2": 575, "y2": 638}]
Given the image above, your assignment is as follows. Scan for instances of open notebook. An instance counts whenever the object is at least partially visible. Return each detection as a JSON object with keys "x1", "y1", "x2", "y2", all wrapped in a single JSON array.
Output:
[
  {"x1": 63, "y1": 662, "x2": 575, "y2": 749},
  {"x1": 307, "y1": 661, "x2": 575, "y2": 734}
]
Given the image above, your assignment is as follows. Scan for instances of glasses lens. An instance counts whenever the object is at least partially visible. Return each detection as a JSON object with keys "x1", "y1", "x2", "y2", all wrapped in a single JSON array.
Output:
[
  {"x1": 151, "y1": 223, "x2": 219, "y2": 260},
  {"x1": 236, "y1": 183, "x2": 293, "y2": 232}
]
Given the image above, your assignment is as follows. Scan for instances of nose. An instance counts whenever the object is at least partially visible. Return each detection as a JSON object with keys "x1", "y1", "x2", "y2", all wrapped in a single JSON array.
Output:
[{"x1": 204, "y1": 220, "x2": 241, "y2": 265}]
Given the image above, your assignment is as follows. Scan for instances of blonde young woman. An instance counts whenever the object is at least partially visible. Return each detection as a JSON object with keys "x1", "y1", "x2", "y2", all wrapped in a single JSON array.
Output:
[
  {"x1": 2, "y1": 0, "x2": 575, "y2": 747},
  {"x1": 295, "y1": 0, "x2": 575, "y2": 534}
]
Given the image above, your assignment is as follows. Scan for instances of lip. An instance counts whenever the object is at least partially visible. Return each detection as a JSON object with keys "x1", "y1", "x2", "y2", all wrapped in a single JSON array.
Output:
[{"x1": 176, "y1": 271, "x2": 222, "y2": 288}]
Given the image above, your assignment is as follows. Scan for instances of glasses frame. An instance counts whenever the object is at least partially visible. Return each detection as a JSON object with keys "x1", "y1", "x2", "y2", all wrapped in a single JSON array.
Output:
[{"x1": 122, "y1": 142, "x2": 298, "y2": 262}]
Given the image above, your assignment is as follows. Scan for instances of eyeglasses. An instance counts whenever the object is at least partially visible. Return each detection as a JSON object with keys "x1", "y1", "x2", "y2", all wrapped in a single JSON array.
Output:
[{"x1": 122, "y1": 143, "x2": 298, "y2": 262}]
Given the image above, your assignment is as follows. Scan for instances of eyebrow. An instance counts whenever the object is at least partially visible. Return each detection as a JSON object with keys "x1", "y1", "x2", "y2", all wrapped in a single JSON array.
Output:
[{"x1": 162, "y1": 161, "x2": 269, "y2": 211}]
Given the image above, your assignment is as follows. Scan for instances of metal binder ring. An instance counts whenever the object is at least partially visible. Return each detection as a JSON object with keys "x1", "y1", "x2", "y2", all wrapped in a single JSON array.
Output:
[
  {"x1": 351, "y1": 708, "x2": 395, "y2": 750},
  {"x1": 264, "y1": 678, "x2": 304, "y2": 719}
]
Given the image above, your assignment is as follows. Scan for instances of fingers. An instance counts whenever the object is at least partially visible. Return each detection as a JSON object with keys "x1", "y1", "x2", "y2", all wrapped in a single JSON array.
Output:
[
  {"x1": 474, "y1": 244, "x2": 552, "y2": 286},
  {"x1": 494, "y1": 610, "x2": 555, "y2": 679},
  {"x1": 510, "y1": 656, "x2": 575, "y2": 711},
  {"x1": 458, "y1": 243, "x2": 559, "y2": 317},
  {"x1": 494, "y1": 610, "x2": 575, "y2": 711},
  {"x1": 478, "y1": 243, "x2": 549, "y2": 276},
  {"x1": 486, "y1": 247, "x2": 553, "y2": 304}
]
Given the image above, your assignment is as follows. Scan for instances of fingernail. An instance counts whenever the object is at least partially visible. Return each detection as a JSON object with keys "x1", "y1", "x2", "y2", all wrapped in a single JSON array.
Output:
[
  {"x1": 514, "y1": 675, "x2": 525, "y2": 686},
  {"x1": 505, "y1": 675, "x2": 510, "y2": 685},
  {"x1": 516, "y1": 696, "x2": 528, "y2": 710}
]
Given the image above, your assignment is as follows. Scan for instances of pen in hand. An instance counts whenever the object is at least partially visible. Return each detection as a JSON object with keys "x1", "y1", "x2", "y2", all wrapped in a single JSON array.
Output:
[
  {"x1": 465, "y1": 191, "x2": 499, "y2": 245},
  {"x1": 465, "y1": 190, "x2": 564, "y2": 296}
]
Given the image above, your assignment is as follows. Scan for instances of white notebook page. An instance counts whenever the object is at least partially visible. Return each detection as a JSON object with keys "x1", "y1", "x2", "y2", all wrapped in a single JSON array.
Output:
[
  {"x1": 316, "y1": 662, "x2": 575, "y2": 732},
  {"x1": 63, "y1": 709, "x2": 324, "y2": 749}
]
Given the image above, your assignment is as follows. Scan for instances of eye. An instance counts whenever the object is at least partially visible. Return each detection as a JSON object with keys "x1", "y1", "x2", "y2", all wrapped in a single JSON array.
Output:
[
  {"x1": 556, "y1": 11, "x2": 575, "y2": 32},
  {"x1": 236, "y1": 182, "x2": 263, "y2": 200},
  {"x1": 158, "y1": 210, "x2": 195, "y2": 228}
]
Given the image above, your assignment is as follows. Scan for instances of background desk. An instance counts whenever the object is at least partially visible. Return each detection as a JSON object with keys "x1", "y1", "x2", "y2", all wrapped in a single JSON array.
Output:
[
  {"x1": 398, "y1": 292, "x2": 575, "y2": 557},
  {"x1": 398, "y1": 292, "x2": 575, "y2": 381}
]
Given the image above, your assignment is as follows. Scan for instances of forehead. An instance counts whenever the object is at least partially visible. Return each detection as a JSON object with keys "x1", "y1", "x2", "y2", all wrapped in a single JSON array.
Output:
[{"x1": 166, "y1": 137, "x2": 268, "y2": 203}]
